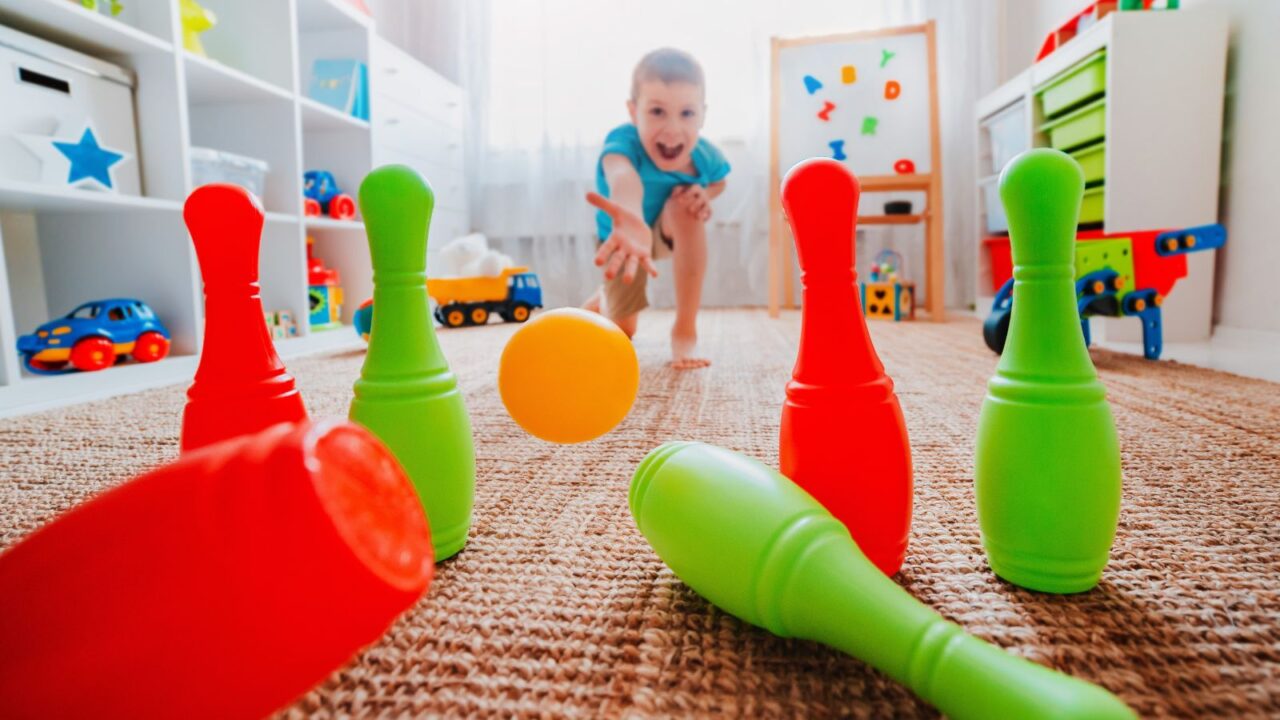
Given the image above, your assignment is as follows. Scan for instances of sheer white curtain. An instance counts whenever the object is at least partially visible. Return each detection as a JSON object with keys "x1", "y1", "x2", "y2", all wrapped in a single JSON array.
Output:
[{"x1": 383, "y1": 0, "x2": 999, "y2": 309}]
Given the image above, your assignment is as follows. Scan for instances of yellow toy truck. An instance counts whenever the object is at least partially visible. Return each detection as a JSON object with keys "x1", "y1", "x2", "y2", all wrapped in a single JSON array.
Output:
[{"x1": 353, "y1": 267, "x2": 543, "y2": 339}]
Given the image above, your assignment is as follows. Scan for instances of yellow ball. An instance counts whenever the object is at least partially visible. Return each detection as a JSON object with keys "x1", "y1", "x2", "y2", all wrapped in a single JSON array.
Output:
[{"x1": 498, "y1": 308, "x2": 639, "y2": 444}]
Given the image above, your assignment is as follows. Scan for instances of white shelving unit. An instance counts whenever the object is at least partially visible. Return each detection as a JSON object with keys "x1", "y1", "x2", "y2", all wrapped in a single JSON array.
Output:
[
  {"x1": 973, "y1": 9, "x2": 1227, "y2": 345},
  {"x1": 0, "y1": 0, "x2": 468, "y2": 417}
]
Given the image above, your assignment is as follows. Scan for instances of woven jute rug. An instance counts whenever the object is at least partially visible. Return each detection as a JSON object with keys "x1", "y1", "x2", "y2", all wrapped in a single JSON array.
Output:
[{"x1": 2, "y1": 310, "x2": 1277, "y2": 718}]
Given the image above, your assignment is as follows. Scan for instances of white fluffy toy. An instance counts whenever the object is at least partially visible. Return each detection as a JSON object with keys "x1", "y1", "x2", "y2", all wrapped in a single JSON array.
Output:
[{"x1": 436, "y1": 232, "x2": 514, "y2": 277}]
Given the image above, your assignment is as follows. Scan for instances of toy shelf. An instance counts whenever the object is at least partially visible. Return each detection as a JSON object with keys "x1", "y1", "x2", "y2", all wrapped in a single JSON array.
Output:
[
  {"x1": 300, "y1": 97, "x2": 370, "y2": 132},
  {"x1": 305, "y1": 217, "x2": 365, "y2": 231},
  {"x1": 0, "y1": 0, "x2": 469, "y2": 417},
  {"x1": 0, "y1": 182, "x2": 183, "y2": 214},
  {"x1": 0, "y1": 0, "x2": 173, "y2": 56},
  {"x1": 972, "y1": 9, "x2": 1227, "y2": 344},
  {"x1": 183, "y1": 53, "x2": 295, "y2": 105}
]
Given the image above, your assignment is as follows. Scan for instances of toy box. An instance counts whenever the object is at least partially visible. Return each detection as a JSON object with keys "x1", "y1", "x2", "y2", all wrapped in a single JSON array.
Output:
[
  {"x1": 265, "y1": 310, "x2": 299, "y2": 340},
  {"x1": 859, "y1": 250, "x2": 915, "y2": 322},
  {"x1": 0, "y1": 25, "x2": 140, "y2": 194},
  {"x1": 861, "y1": 282, "x2": 916, "y2": 321},
  {"x1": 307, "y1": 237, "x2": 343, "y2": 330},
  {"x1": 190, "y1": 147, "x2": 269, "y2": 199}
]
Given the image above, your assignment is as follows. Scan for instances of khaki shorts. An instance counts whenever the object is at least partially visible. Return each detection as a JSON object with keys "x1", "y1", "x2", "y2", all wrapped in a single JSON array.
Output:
[{"x1": 602, "y1": 219, "x2": 673, "y2": 321}]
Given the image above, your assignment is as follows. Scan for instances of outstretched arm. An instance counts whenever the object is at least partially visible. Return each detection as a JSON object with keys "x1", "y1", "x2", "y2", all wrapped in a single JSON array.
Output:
[{"x1": 587, "y1": 155, "x2": 658, "y2": 283}]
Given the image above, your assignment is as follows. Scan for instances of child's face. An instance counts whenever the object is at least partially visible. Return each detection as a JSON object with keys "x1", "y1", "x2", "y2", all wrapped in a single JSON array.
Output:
[{"x1": 628, "y1": 80, "x2": 705, "y2": 172}]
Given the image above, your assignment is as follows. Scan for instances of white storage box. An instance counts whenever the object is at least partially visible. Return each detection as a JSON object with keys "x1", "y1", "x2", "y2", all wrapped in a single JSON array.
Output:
[
  {"x1": 190, "y1": 147, "x2": 269, "y2": 200},
  {"x1": 980, "y1": 101, "x2": 1028, "y2": 176},
  {"x1": 980, "y1": 175, "x2": 1008, "y2": 234},
  {"x1": 0, "y1": 24, "x2": 141, "y2": 194}
]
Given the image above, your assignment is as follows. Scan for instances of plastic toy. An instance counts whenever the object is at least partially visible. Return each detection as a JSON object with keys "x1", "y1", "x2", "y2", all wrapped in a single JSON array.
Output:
[
  {"x1": 17, "y1": 298, "x2": 169, "y2": 375},
  {"x1": 1036, "y1": 0, "x2": 1177, "y2": 62},
  {"x1": 984, "y1": 223, "x2": 1226, "y2": 360},
  {"x1": 498, "y1": 307, "x2": 639, "y2": 444},
  {"x1": 975, "y1": 149, "x2": 1121, "y2": 594},
  {"x1": 431, "y1": 267, "x2": 542, "y2": 328},
  {"x1": 179, "y1": 0, "x2": 216, "y2": 57},
  {"x1": 629, "y1": 441, "x2": 1136, "y2": 720},
  {"x1": 355, "y1": 266, "x2": 543, "y2": 338},
  {"x1": 350, "y1": 165, "x2": 475, "y2": 562},
  {"x1": 0, "y1": 420, "x2": 433, "y2": 720},
  {"x1": 353, "y1": 298, "x2": 373, "y2": 341},
  {"x1": 307, "y1": 236, "x2": 344, "y2": 330},
  {"x1": 182, "y1": 183, "x2": 308, "y2": 452},
  {"x1": 862, "y1": 249, "x2": 916, "y2": 322},
  {"x1": 265, "y1": 309, "x2": 299, "y2": 340},
  {"x1": 303, "y1": 170, "x2": 356, "y2": 220},
  {"x1": 779, "y1": 158, "x2": 912, "y2": 577}
]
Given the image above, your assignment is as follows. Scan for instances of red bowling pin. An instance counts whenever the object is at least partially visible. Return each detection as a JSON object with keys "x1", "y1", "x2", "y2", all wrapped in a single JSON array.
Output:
[
  {"x1": 182, "y1": 184, "x2": 307, "y2": 451},
  {"x1": 779, "y1": 158, "x2": 913, "y2": 576},
  {"x1": 0, "y1": 419, "x2": 433, "y2": 719}
]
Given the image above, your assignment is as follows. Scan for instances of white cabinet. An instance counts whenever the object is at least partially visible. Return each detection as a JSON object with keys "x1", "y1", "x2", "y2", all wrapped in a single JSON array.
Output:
[
  {"x1": 0, "y1": 0, "x2": 467, "y2": 417},
  {"x1": 370, "y1": 37, "x2": 468, "y2": 252},
  {"x1": 973, "y1": 9, "x2": 1228, "y2": 345}
]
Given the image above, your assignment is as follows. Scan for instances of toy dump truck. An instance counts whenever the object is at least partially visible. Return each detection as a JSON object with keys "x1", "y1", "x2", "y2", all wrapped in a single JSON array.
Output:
[
  {"x1": 354, "y1": 267, "x2": 543, "y2": 340},
  {"x1": 983, "y1": 223, "x2": 1225, "y2": 360},
  {"x1": 427, "y1": 266, "x2": 542, "y2": 328}
]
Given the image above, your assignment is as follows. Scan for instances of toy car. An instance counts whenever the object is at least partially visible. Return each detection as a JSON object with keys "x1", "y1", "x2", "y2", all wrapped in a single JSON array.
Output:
[
  {"x1": 303, "y1": 170, "x2": 356, "y2": 220},
  {"x1": 983, "y1": 223, "x2": 1225, "y2": 360},
  {"x1": 431, "y1": 267, "x2": 542, "y2": 328},
  {"x1": 353, "y1": 269, "x2": 543, "y2": 341},
  {"x1": 17, "y1": 299, "x2": 171, "y2": 375}
]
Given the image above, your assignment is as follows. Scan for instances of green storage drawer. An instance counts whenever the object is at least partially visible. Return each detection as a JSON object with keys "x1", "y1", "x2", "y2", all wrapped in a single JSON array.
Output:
[
  {"x1": 1070, "y1": 141, "x2": 1106, "y2": 186},
  {"x1": 1038, "y1": 50, "x2": 1107, "y2": 118},
  {"x1": 1079, "y1": 186, "x2": 1105, "y2": 225},
  {"x1": 1041, "y1": 98, "x2": 1106, "y2": 151}
]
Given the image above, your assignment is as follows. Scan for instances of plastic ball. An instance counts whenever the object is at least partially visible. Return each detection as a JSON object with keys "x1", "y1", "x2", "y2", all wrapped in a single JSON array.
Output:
[{"x1": 498, "y1": 308, "x2": 639, "y2": 444}]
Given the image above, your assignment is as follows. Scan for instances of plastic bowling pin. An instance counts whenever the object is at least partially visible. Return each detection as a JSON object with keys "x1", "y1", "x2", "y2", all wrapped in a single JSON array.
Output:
[
  {"x1": 350, "y1": 165, "x2": 475, "y2": 561},
  {"x1": 0, "y1": 420, "x2": 433, "y2": 720},
  {"x1": 779, "y1": 158, "x2": 912, "y2": 576},
  {"x1": 630, "y1": 442, "x2": 1134, "y2": 720},
  {"x1": 975, "y1": 149, "x2": 1122, "y2": 594},
  {"x1": 182, "y1": 184, "x2": 307, "y2": 451}
]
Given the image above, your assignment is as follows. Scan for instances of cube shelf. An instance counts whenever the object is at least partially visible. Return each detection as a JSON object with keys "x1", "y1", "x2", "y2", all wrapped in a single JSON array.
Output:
[{"x1": 0, "y1": 0, "x2": 466, "y2": 417}]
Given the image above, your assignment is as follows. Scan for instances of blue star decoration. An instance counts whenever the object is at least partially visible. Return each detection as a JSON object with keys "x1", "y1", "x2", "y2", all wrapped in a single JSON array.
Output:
[{"x1": 53, "y1": 127, "x2": 125, "y2": 189}]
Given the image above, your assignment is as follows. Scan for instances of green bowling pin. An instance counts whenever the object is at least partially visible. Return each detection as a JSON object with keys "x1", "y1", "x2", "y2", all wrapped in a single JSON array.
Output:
[
  {"x1": 350, "y1": 165, "x2": 475, "y2": 561},
  {"x1": 631, "y1": 442, "x2": 1134, "y2": 720},
  {"x1": 975, "y1": 149, "x2": 1122, "y2": 593}
]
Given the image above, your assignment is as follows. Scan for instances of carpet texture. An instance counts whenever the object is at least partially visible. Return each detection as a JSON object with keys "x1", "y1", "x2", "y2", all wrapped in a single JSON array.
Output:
[{"x1": 1, "y1": 310, "x2": 1277, "y2": 718}]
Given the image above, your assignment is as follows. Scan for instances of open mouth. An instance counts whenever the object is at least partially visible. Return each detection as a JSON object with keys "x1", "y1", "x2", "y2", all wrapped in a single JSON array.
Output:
[{"x1": 655, "y1": 141, "x2": 685, "y2": 161}]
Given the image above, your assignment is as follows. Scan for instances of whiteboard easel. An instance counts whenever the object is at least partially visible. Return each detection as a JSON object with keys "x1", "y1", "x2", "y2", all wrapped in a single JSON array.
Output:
[{"x1": 769, "y1": 21, "x2": 944, "y2": 320}]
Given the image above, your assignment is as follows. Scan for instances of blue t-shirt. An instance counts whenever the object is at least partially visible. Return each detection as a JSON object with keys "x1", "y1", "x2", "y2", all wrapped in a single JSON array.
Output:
[{"x1": 595, "y1": 123, "x2": 731, "y2": 241}]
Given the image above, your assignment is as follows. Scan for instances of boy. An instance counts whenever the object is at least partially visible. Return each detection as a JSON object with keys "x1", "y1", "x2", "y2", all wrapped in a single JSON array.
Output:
[{"x1": 585, "y1": 48, "x2": 730, "y2": 369}]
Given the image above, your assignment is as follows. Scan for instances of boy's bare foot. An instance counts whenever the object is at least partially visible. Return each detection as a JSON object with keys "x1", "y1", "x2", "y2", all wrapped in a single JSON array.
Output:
[{"x1": 670, "y1": 331, "x2": 711, "y2": 370}]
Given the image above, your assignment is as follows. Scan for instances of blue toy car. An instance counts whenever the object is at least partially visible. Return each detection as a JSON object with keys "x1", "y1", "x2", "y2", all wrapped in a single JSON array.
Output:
[
  {"x1": 17, "y1": 299, "x2": 171, "y2": 375},
  {"x1": 303, "y1": 170, "x2": 356, "y2": 220}
]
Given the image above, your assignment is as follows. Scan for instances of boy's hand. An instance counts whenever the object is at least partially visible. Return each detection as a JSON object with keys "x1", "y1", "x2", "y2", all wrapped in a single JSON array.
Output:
[
  {"x1": 587, "y1": 192, "x2": 659, "y2": 284},
  {"x1": 673, "y1": 185, "x2": 712, "y2": 222}
]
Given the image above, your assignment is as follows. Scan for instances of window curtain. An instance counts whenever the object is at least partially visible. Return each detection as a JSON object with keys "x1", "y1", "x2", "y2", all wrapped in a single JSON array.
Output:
[{"x1": 377, "y1": 0, "x2": 1000, "y2": 310}]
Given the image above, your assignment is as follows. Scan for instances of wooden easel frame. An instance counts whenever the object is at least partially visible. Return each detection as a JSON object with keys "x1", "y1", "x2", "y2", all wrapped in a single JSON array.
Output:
[{"x1": 769, "y1": 20, "x2": 945, "y2": 320}]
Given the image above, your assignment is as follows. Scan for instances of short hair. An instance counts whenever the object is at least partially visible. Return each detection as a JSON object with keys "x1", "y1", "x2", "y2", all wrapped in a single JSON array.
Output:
[{"x1": 631, "y1": 48, "x2": 705, "y2": 101}]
